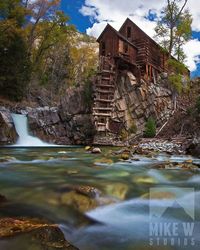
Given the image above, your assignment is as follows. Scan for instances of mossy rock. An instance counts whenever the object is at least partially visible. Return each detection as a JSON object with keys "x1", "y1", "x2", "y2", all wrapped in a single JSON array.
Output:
[
  {"x1": 32, "y1": 226, "x2": 79, "y2": 249},
  {"x1": 60, "y1": 191, "x2": 98, "y2": 212},
  {"x1": 0, "y1": 156, "x2": 17, "y2": 163},
  {"x1": 105, "y1": 183, "x2": 129, "y2": 200},
  {"x1": 58, "y1": 185, "x2": 101, "y2": 198},
  {"x1": 133, "y1": 176, "x2": 157, "y2": 184},
  {"x1": 121, "y1": 153, "x2": 130, "y2": 160},
  {"x1": 85, "y1": 146, "x2": 92, "y2": 151},
  {"x1": 0, "y1": 218, "x2": 79, "y2": 249},
  {"x1": 0, "y1": 218, "x2": 54, "y2": 238},
  {"x1": 141, "y1": 191, "x2": 176, "y2": 200}
]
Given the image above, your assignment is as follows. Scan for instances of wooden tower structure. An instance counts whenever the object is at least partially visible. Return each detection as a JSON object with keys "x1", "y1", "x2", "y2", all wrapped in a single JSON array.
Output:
[{"x1": 93, "y1": 18, "x2": 190, "y2": 134}]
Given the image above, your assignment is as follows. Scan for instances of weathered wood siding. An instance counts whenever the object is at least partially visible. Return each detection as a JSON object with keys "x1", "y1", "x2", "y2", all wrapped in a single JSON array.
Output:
[
  {"x1": 118, "y1": 38, "x2": 137, "y2": 64},
  {"x1": 119, "y1": 19, "x2": 167, "y2": 72},
  {"x1": 99, "y1": 26, "x2": 119, "y2": 58}
]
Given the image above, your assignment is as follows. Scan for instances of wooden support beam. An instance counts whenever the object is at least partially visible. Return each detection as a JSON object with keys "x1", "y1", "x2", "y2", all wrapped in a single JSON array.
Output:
[
  {"x1": 93, "y1": 113, "x2": 112, "y2": 117},
  {"x1": 94, "y1": 98, "x2": 114, "y2": 103},
  {"x1": 146, "y1": 64, "x2": 149, "y2": 81}
]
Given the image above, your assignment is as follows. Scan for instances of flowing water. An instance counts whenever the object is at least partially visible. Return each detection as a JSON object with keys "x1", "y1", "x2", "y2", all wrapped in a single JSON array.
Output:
[
  {"x1": 11, "y1": 114, "x2": 52, "y2": 147},
  {"x1": 0, "y1": 114, "x2": 200, "y2": 249},
  {"x1": 0, "y1": 147, "x2": 200, "y2": 250}
]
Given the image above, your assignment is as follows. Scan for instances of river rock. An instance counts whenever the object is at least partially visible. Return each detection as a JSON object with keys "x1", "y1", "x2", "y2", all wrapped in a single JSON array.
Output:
[
  {"x1": 60, "y1": 191, "x2": 98, "y2": 212},
  {"x1": 136, "y1": 139, "x2": 183, "y2": 154},
  {"x1": 91, "y1": 147, "x2": 101, "y2": 154},
  {"x1": 32, "y1": 226, "x2": 79, "y2": 249},
  {"x1": 0, "y1": 107, "x2": 18, "y2": 145},
  {"x1": 141, "y1": 191, "x2": 176, "y2": 200},
  {"x1": 85, "y1": 146, "x2": 92, "y2": 151},
  {"x1": 0, "y1": 218, "x2": 51, "y2": 237},
  {"x1": 105, "y1": 183, "x2": 128, "y2": 200},
  {"x1": 0, "y1": 217, "x2": 78, "y2": 249},
  {"x1": 0, "y1": 194, "x2": 7, "y2": 204},
  {"x1": 121, "y1": 153, "x2": 130, "y2": 160},
  {"x1": 0, "y1": 156, "x2": 17, "y2": 163},
  {"x1": 133, "y1": 176, "x2": 157, "y2": 184},
  {"x1": 58, "y1": 185, "x2": 101, "y2": 199},
  {"x1": 58, "y1": 184, "x2": 102, "y2": 212}
]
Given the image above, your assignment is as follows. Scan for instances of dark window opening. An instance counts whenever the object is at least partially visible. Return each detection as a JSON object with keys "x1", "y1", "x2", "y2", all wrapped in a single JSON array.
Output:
[
  {"x1": 127, "y1": 26, "x2": 131, "y2": 39},
  {"x1": 101, "y1": 41, "x2": 106, "y2": 56},
  {"x1": 123, "y1": 43, "x2": 129, "y2": 54}
]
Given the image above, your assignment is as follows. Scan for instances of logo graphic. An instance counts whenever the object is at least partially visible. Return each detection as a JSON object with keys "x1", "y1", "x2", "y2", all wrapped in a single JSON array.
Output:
[
  {"x1": 149, "y1": 187, "x2": 195, "y2": 220},
  {"x1": 148, "y1": 187, "x2": 196, "y2": 247}
]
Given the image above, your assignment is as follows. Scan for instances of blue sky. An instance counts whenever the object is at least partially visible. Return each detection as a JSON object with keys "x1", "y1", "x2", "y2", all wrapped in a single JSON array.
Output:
[
  {"x1": 60, "y1": 0, "x2": 200, "y2": 77},
  {"x1": 60, "y1": 0, "x2": 91, "y2": 32}
]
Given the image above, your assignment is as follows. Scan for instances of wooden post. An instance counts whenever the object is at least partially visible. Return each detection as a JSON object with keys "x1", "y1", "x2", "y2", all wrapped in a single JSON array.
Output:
[
  {"x1": 149, "y1": 65, "x2": 151, "y2": 81},
  {"x1": 146, "y1": 64, "x2": 149, "y2": 81}
]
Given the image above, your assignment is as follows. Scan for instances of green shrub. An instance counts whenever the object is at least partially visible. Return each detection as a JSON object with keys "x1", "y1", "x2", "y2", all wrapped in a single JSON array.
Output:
[
  {"x1": 167, "y1": 59, "x2": 190, "y2": 94},
  {"x1": 168, "y1": 74, "x2": 183, "y2": 94},
  {"x1": 144, "y1": 117, "x2": 156, "y2": 138},
  {"x1": 168, "y1": 59, "x2": 188, "y2": 75}
]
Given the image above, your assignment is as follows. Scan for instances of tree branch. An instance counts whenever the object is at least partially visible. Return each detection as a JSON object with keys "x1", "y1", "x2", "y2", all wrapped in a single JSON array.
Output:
[{"x1": 177, "y1": 0, "x2": 188, "y2": 19}]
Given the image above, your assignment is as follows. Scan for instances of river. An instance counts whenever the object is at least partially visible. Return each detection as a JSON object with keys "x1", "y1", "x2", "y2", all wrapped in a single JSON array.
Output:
[{"x1": 0, "y1": 146, "x2": 200, "y2": 250}]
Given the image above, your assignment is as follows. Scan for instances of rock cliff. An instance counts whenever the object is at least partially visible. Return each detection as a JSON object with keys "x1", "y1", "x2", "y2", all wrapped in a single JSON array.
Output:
[
  {"x1": 93, "y1": 70, "x2": 175, "y2": 145},
  {"x1": 0, "y1": 73, "x2": 183, "y2": 146},
  {"x1": 27, "y1": 87, "x2": 95, "y2": 145},
  {"x1": 0, "y1": 107, "x2": 18, "y2": 145}
]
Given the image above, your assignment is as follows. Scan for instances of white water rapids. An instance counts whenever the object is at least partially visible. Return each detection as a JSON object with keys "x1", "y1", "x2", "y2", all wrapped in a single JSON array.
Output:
[{"x1": 11, "y1": 113, "x2": 51, "y2": 147}]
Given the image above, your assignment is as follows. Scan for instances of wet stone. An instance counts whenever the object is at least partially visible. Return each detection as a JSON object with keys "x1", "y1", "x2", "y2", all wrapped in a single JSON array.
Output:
[
  {"x1": 105, "y1": 183, "x2": 129, "y2": 200},
  {"x1": 0, "y1": 156, "x2": 17, "y2": 163},
  {"x1": 91, "y1": 147, "x2": 102, "y2": 154},
  {"x1": 60, "y1": 191, "x2": 98, "y2": 212},
  {"x1": 0, "y1": 194, "x2": 7, "y2": 204},
  {"x1": 58, "y1": 185, "x2": 101, "y2": 199},
  {"x1": 0, "y1": 218, "x2": 79, "y2": 249}
]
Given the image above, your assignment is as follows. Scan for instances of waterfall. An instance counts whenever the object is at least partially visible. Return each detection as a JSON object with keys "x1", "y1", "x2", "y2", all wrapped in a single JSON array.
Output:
[{"x1": 11, "y1": 113, "x2": 51, "y2": 147}]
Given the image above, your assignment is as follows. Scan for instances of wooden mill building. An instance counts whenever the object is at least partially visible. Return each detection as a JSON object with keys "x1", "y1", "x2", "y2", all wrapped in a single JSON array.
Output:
[{"x1": 93, "y1": 18, "x2": 189, "y2": 133}]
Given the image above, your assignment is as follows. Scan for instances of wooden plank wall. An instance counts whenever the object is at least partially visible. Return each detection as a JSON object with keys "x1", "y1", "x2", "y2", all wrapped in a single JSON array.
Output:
[{"x1": 99, "y1": 27, "x2": 119, "y2": 58}]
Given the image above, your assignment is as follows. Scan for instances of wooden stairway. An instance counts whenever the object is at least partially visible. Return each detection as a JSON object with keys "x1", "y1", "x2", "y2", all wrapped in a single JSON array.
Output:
[{"x1": 93, "y1": 56, "x2": 116, "y2": 133}]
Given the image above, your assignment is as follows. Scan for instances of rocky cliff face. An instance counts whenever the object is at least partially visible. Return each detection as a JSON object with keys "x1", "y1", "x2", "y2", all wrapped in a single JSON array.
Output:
[
  {"x1": 113, "y1": 71, "x2": 174, "y2": 135},
  {"x1": 26, "y1": 70, "x2": 173, "y2": 146},
  {"x1": 93, "y1": 70, "x2": 175, "y2": 145},
  {"x1": 0, "y1": 107, "x2": 18, "y2": 145},
  {"x1": 0, "y1": 73, "x2": 176, "y2": 146},
  {"x1": 27, "y1": 87, "x2": 95, "y2": 145}
]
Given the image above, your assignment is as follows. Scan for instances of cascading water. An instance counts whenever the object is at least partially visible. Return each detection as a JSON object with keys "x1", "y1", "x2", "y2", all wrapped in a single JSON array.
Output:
[{"x1": 11, "y1": 113, "x2": 51, "y2": 147}]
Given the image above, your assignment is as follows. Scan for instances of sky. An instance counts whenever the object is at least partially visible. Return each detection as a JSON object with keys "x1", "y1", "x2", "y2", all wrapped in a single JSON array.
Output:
[{"x1": 60, "y1": 0, "x2": 200, "y2": 77}]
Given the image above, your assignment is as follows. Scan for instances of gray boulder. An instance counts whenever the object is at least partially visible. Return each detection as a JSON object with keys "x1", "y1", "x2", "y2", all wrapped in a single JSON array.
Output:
[{"x1": 0, "y1": 107, "x2": 18, "y2": 145}]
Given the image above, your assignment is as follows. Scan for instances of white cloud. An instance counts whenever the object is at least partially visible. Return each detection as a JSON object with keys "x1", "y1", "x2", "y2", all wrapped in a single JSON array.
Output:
[
  {"x1": 183, "y1": 39, "x2": 200, "y2": 71},
  {"x1": 79, "y1": 0, "x2": 200, "y2": 72},
  {"x1": 187, "y1": 0, "x2": 200, "y2": 32}
]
